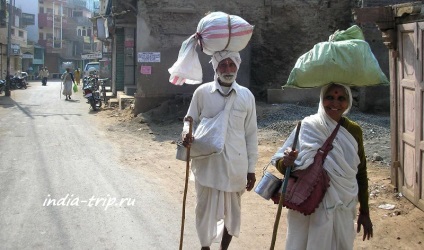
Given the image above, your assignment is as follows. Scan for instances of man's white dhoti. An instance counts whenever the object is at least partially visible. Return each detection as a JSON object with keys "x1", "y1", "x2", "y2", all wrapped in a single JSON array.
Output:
[{"x1": 195, "y1": 181, "x2": 243, "y2": 246}]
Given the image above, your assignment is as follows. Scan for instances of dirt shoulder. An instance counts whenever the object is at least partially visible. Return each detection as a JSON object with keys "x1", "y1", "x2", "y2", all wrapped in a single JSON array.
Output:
[{"x1": 94, "y1": 102, "x2": 424, "y2": 249}]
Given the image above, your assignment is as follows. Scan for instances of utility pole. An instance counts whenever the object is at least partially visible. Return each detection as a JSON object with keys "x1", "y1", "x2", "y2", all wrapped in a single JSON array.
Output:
[{"x1": 5, "y1": 0, "x2": 12, "y2": 96}]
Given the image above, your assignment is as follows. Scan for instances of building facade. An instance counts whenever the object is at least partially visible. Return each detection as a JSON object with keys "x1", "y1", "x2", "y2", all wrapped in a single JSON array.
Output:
[
  {"x1": 37, "y1": 0, "x2": 100, "y2": 77},
  {"x1": 0, "y1": 1, "x2": 31, "y2": 78}
]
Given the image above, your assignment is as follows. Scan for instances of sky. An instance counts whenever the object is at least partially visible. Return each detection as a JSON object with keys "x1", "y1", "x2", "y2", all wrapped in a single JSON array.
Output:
[{"x1": 13, "y1": 0, "x2": 38, "y2": 42}]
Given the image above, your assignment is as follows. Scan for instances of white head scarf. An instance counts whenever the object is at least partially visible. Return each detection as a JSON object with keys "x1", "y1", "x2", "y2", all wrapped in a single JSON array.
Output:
[
  {"x1": 317, "y1": 83, "x2": 353, "y2": 121},
  {"x1": 272, "y1": 82, "x2": 360, "y2": 210},
  {"x1": 210, "y1": 51, "x2": 241, "y2": 81}
]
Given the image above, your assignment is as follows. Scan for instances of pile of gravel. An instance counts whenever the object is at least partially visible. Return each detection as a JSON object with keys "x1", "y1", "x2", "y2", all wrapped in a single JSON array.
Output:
[
  {"x1": 141, "y1": 100, "x2": 392, "y2": 166},
  {"x1": 257, "y1": 103, "x2": 391, "y2": 166}
]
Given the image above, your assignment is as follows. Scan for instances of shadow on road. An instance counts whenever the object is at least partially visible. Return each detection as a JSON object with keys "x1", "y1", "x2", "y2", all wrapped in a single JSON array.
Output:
[{"x1": 0, "y1": 95, "x2": 83, "y2": 119}]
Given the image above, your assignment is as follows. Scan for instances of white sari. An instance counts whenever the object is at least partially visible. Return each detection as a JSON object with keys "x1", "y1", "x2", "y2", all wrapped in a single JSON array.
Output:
[
  {"x1": 61, "y1": 72, "x2": 73, "y2": 96},
  {"x1": 271, "y1": 84, "x2": 361, "y2": 249}
]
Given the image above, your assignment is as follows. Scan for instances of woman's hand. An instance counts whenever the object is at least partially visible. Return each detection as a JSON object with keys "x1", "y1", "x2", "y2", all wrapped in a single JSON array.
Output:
[
  {"x1": 282, "y1": 148, "x2": 298, "y2": 167},
  {"x1": 357, "y1": 212, "x2": 373, "y2": 241}
]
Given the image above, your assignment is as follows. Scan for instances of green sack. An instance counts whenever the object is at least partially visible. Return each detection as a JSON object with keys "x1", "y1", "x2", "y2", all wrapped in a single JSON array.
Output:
[
  {"x1": 73, "y1": 83, "x2": 78, "y2": 93},
  {"x1": 329, "y1": 25, "x2": 365, "y2": 41},
  {"x1": 285, "y1": 39, "x2": 389, "y2": 88}
]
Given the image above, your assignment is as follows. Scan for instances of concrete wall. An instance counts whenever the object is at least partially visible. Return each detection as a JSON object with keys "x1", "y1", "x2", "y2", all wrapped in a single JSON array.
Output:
[
  {"x1": 132, "y1": 0, "x2": 407, "y2": 114},
  {"x1": 134, "y1": 1, "x2": 252, "y2": 113}
]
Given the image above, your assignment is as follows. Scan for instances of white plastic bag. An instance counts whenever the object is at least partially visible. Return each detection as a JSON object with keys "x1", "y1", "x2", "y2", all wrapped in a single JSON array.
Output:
[
  {"x1": 168, "y1": 12, "x2": 254, "y2": 85},
  {"x1": 169, "y1": 37, "x2": 203, "y2": 85}
]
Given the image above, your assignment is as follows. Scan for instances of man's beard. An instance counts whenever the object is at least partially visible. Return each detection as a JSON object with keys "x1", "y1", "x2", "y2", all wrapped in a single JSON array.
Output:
[{"x1": 217, "y1": 72, "x2": 237, "y2": 84}]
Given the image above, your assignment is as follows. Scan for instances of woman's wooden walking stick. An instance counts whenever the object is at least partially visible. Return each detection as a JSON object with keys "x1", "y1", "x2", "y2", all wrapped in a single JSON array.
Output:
[
  {"x1": 179, "y1": 116, "x2": 193, "y2": 250},
  {"x1": 270, "y1": 121, "x2": 301, "y2": 250}
]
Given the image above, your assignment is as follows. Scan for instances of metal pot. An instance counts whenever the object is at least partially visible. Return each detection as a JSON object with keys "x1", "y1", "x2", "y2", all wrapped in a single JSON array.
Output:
[
  {"x1": 176, "y1": 141, "x2": 188, "y2": 161},
  {"x1": 255, "y1": 171, "x2": 282, "y2": 200}
]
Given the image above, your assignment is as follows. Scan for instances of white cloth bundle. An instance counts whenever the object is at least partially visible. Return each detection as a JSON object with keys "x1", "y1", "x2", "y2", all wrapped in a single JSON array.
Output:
[{"x1": 168, "y1": 12, "x2": 254, "y2": 85}]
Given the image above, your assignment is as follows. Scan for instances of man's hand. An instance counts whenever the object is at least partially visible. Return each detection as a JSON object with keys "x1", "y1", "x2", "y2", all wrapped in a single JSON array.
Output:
[
  {"x1": 246, "y1": 173, "x2": 256, "y2": 191},
  {"x1": 357, "y1": 212, "x2": 373, "y2": 241},
  {"x1": 182, "y1": 132, "x2": 194, "y2": 148}
]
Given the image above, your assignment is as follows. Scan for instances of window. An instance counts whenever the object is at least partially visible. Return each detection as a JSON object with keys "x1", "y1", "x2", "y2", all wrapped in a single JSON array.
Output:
[
  {"x1": 39, "y1": 32, "x2": 43, "y2": 40},
  {"x1": 19, "y1": 31, "x2": 23, "y2": 37},
  {"x1": 34, "y1": 49, "x2": 43, "y2": 59},
  {"x1": 53, "y1": 40, "x2": 61, "y2": 48},
  {"x1": 73, "y1": 11, "x2": 82, "y2": 17},
  {"x1": 39, "y1": 7, "x2": 44, "y2": 14}
]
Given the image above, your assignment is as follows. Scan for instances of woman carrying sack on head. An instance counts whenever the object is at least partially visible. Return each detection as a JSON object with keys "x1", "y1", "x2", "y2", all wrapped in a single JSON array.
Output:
[
  {"x1": 61, "y1": 68, "x2": 75, "y2": 100},
  {"x1": 271, "y1": 83, "x2": 373, "y2": 249}
]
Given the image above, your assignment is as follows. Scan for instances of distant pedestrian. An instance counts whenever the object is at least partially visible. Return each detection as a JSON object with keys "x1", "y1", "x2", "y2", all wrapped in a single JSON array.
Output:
[
  {"x1": 39, "y1": 67, "x2": 49, "y2": 86},
  {"x1": 61, "y1": 68, "x2": 75, "y2": 100},
  {"x1": 74, "y1": 68, "x2": 81, "y2": 85}
]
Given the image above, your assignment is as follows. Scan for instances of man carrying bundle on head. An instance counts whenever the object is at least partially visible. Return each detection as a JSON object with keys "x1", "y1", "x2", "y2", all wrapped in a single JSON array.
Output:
[
  {"x1": 170, "y1": 12, "x2": 256, "y2": 249},
  {"x1": 181, "y1": 50, "x2": 258, "y2": 250}
]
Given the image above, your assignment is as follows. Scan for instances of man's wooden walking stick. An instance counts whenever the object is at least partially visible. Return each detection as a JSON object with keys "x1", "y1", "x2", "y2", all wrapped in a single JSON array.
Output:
[
  {"x1": 270, "y1": 121, "x2": 301, "y2": 250},
  {"x1": 179, "y1": 116, "x2": 193, "y2": 250}
]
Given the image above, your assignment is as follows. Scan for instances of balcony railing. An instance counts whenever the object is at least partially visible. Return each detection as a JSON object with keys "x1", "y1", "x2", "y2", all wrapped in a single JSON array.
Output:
[
  {"x1": 38, "y1": 39, "x2": 53, "y2": 50},
  {"x1": 38, "y1": 13, "x2": 68, "y2": 28},
  {"x1": 38, "y1": 39, "x2": 67, "y2": 54}
]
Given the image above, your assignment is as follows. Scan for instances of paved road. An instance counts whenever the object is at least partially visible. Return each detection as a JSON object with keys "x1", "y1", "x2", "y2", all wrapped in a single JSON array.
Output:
[{"x1": 0, "y1": 81, "x2": 197, "y2": 249}]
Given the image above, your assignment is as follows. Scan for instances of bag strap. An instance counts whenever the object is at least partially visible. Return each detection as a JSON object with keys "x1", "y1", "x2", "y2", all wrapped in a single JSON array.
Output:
[
  {"x1": 319, "y1": 118, "x2": 343, "y2": 158},
  {"x1": 223, "y1": 89, "x2": 236, "y2": 111},
  {"x1": 218, "y1": 90, "x2": 237, "y2": 146}
]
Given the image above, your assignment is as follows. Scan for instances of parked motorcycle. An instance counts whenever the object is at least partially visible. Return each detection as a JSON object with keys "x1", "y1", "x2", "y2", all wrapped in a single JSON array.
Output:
[
  {"x1": 83, "y1": 75, "x2": 102, "y2": 110},
  {"x1": 8, "y1": 75, "x2": 27, "y2": 89},
  {"x1": 0, "y1": 79, "x2": 5, "y2": 94},
  {"x1": 0, "y1": 75, "x2": 26, "y2": 91}
]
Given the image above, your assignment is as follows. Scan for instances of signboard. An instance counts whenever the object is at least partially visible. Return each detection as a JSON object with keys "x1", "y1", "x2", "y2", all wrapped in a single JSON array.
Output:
[
  {"x1": 125, "y1": 40, "x2": 134, "y2": 48},
  {"x1": 137, "y1": 52, "x2": 161, "y2": 63},
  {"x1": 22, "y1": 53, "x2": 33, "y2": 59},
  {"x1": 11, "y1": 44, "x2": 20, "y2": 55},
  {"x1": 140, "y1": 66, "x2": 152, "y2": 75},
  {"x1": 22, "y1": 13, "x2": 35, "y2": 25},
  {"x1": 97, "y1": 18, "x2": 109, "y2": 39},
  {"x1": 81, "y1": 51, "x2": 102, "y2": 60}
]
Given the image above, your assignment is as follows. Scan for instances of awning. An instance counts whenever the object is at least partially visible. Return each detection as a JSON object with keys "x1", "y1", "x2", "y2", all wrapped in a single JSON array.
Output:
[{"x1": 22, "y1": 52, "x2": 34, "y2": 59}]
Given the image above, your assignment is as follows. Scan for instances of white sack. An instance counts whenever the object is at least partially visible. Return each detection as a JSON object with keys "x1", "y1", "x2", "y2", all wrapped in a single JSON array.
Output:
[{"x1": 168, "y1": 11, "x2": 254, "y2": 85}]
